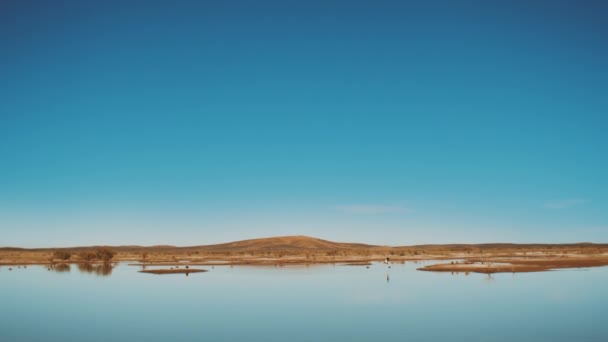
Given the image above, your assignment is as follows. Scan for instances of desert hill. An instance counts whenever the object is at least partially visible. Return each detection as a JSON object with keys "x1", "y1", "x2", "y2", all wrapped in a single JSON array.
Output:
[{"x1": 194, "y1": 235, "x2": 375, "y2": 251}]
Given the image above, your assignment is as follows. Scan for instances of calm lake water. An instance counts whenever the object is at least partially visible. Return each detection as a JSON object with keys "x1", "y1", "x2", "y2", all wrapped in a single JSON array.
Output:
[{"x1": 1, "y1": 261, "x2": 607, "y2": 341}]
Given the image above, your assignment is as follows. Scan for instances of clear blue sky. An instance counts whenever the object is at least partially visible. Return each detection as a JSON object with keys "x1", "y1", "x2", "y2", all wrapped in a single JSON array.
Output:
[{"x1": 1, "y1": 1, "x2": 607, "y2": 247}]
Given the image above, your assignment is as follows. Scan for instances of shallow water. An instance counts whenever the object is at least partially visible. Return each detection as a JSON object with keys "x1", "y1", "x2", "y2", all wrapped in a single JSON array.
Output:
[{"x1": 1, "y1": 262, "x2": 607, "y2": 341}]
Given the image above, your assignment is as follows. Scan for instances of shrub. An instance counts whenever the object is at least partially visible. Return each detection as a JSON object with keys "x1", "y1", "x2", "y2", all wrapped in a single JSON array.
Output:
[
  {"x1": 79, "y1": 251, "x2": 97, "y2": 262},
  {"x1": 52, "y1": 250, "x2": 71, "y2": 261},
  {"x1": 96, "y1": 248, "x2": 115, "y2": 263}
]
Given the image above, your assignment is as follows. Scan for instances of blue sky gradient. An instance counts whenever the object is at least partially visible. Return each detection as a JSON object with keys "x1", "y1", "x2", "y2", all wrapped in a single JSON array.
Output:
[{"x1": 1, "y1": 1, "x2": 607, "y2": 247}]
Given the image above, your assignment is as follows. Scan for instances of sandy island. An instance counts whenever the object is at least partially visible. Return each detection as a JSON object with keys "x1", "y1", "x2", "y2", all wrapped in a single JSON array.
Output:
[
  {"x1": 139, "y1": 268, "x2": 207, "y2": 275},
  {"x1": 417, "y1": 256, "x2": 608, "y2": 274}
]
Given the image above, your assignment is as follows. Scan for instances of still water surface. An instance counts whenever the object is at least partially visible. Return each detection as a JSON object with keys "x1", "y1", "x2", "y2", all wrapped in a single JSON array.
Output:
[{"x1": 1, "y1": 262, "x2": 607, "y2": 341}]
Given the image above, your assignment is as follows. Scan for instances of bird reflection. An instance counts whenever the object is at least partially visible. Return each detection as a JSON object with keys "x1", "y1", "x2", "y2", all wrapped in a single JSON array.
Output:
[{"x1": 484, "y1": 273, "x2": 495, "y2": 283}]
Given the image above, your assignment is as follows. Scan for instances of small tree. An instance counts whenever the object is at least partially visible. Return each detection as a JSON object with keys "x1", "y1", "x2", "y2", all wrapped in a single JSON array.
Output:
[
  {"x1": 141, "y1": 252, "x2": 148, "y2": 263},
  {"x1": 52, "y1": 250, "x2": 71, "y2": 262},
  {"x1": 79, "y1": 251, "x2": 96, "y2": 262},
  {"x1": 96, "y1": 248, "x2": 115, "y2": 263}
]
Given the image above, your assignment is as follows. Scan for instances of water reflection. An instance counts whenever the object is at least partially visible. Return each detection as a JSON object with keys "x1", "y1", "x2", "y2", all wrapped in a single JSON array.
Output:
[
  {"x1": 484, "y1": 273, "x2": 495, "y2": 283},
  {"x1": 50, "y1": 264, "x2": 71, "y2": 273},
  {"x1": 77, "y1": 263, "x2": 94, "y2": 273},
  {"x1": 3, "y1": 262, "x2": 608, "y2": 342},
  {"x1": 77, "y1": 263, "x2": 113, "y2": 276}
]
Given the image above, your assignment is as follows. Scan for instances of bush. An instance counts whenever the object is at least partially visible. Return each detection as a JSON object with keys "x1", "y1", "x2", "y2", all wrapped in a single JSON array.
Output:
[
  {"x1": 96, "y1": 248, "x2": 115, "y2": 263},
  {"x1": 52, "y1": 250, "x2": 71, "y2": 261},
  {"x1": 79, "y1": 251, "x2": 97, "y2": 262}
]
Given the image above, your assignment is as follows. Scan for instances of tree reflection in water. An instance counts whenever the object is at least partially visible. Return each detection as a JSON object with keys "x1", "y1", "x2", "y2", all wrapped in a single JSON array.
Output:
[
  {"x1": 77, "y1": 263, "x2": 113, "y2": 276},
  {"x1": 77, "y1": 262, "x2": 94, "y2": 273},
  {"x1": 51, "y1": 264, "x2": 71, "y2": 273}
]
